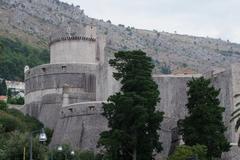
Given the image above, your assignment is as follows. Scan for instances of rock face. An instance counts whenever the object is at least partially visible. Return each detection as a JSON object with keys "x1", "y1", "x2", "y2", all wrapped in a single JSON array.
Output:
[
  {"x1": 1, "y1": 0, "x2": 240, "y2": 73},
  {"x1": 24, "y1": 24, "x2": 240, "y2": 159}
]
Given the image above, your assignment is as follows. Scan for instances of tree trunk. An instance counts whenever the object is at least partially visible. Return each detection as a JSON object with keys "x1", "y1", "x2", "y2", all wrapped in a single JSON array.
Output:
[{"x1": 133, "y1": 148, "x2": 137, "y2": 160}]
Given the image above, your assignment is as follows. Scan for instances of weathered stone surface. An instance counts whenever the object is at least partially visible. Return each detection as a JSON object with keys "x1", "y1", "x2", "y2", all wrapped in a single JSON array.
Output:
[
  {"x1": 50, "y1": 102, "x2": 108, "y2": 151},
  {"x1": 153, "y1": 74, "x2": 201, "y2": 157},
  {"x1": 24, "y1": 24, "x2": 240, "y2": 159}
]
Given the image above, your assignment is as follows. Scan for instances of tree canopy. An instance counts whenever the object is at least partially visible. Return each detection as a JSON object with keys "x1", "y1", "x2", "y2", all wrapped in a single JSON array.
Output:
[
  {"x1": 0, "y1": 102, "x2": 53, "y2": 159},
  {"x1": 0, "y1": 79, "x2": 7, "y2": 95},
  {"x1": 179, "y1": 77, "x2": 230, "y2": 159},
  {"x1": 98, "y1": 50, "x2": 164, "y2": 160},
  {"x1": 0, "y1": 36, "x2": 49, "y2": 81}
]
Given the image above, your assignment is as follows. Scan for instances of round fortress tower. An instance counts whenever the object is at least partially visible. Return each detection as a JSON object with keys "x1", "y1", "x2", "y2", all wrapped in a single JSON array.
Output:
[
  {"x1": 50, "y1": 25, "x2": 99, "y2": 64},
  {"x1": 24, "y1": 24, "x2": 106, "y2": 130}
]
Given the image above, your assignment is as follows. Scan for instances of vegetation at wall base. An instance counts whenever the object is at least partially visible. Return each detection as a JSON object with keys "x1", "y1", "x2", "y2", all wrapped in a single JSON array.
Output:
[
  {"x1": 179, "y1": 77, "x2": 231, "y2": 159},
  {"x1": 49, "y1": 144, "x2": 101, "y2": 160},
  {"x1": 98, "y1": 50, "x2": 164, "y2": 160},
  {"x1": 7, "y1": 88, "x2": 25, "y2": 105},
  {"x1": 0, "y1": 101, "x2": 53, "y2": 159},
  {"x1": 168, "y1": 144, "x2": 208, "y2": 160}
]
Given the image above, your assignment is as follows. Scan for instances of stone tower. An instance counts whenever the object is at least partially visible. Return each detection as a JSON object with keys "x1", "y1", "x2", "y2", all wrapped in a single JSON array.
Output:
[
  {"x1": 24, "y1": 25, "x2": 240, "y2": 159},
  {"x1": 24, "y1": 24, "x2": 109, "y2": 146},
  {"x1": 49, "y1": 25, "x2": 97, "y2": 64}
]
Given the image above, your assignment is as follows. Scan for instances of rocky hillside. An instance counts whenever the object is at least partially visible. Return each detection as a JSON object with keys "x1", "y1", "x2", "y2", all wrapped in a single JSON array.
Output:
[{"x1": 1, "y1": 0, "x2": 240, "y2": 73}]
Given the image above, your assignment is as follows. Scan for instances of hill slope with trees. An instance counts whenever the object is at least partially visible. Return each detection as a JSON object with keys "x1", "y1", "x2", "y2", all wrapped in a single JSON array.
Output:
[
  {"x1": 0, "y1": 36, "x2": 49, "y2": 81},
  {"x1": 1, "y1": 0, "x2": 240, "y2": 79}
]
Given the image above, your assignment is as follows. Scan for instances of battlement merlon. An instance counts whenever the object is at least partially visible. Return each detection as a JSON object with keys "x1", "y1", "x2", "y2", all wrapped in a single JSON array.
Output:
[{"x1": 49, "y1": 25, "x2": 97, "y2": 46}]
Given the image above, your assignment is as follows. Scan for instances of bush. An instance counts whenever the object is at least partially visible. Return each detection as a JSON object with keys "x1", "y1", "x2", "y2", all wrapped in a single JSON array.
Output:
[
  {"x1": 49, "y1": 144, "x2": 97, "y2": 160},
  {"x1": 0, "y1": 131, "x2": 48, "y2": 160},
  {"x1": 7, "y1": 108, "x2": 43, "y2": 131},
  {"x1": 168, "y1": 145, "x2": 207, "y2": 160},
  {"x1": 0, "y1": 111, "x2": 25, "y2": 132},
  {"x1": 77, "y1": 150, "x2": 95, "y2": 160},
  {"x1": 161, "y1": 64, "x2": 171, "y2": 74},
  {"x1": 0, "y1": 109, "x2": 52, "y2": 159},
  {"x1": 0, "y1": 101, "x2": 7, "y2": 111},
  {"x1": 7, "y1": 96, "x2": 24, "y2": 105},
  {"x1": 16, "y1": 96, "x2": 24, "y2": 104}
]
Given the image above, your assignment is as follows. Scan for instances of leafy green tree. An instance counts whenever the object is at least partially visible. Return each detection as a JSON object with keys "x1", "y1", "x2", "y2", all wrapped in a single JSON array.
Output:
[
  {"x1": 0, "y1": 101, "x2": 7, "y2": 111},
  {"x1": 179, "y1": 77, "x2": 231, "y2": 159},
  {"x1": 0, "y1": 79, "x2": 7, "y2": 95},
  {"x1": 0, "y1": 108, "x2": 53, "y2": 159},
  {"x1": 230, "y1": 104, "x2": 240, "y2": 146},
  {"x1": 168, "y1": 145, "x2": 207, "y2": 160},
  {"x1": 16, "y1": 96, "x2": 25, "y2": 104},
  {"x1": 7, "y1": 96, "x2": 25, "y2": 105},
  {"x1": 98, "y1": 50, "x2": 164, "y2": 160},
  {"x1": 0, "y1": 110, "x2": 25, "y2": 132},
  {"x1": 0, "y1": 131, "x2": 48, "y2": 160},
  {"x1": 0, "y1": 36, "x2": 49, "y2": 81}
]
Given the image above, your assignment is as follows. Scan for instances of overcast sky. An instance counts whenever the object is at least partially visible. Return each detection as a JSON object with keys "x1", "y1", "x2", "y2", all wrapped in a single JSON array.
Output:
[{"x1": 62, "y1": 0, "x2": 239, "y2": 43}]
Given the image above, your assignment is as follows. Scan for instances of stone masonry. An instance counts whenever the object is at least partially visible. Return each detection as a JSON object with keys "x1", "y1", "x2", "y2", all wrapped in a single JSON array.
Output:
[{"x1": 24, "y1": 25, "x2": 240, "y2": 159}]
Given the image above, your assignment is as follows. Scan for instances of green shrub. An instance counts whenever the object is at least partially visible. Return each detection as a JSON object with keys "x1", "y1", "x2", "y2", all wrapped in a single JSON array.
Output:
[
  {"x1": 161, "y1": 64, "x2": 171, "y2": 74},
  {"x1": 49, "y1": 144, "x2": 97, "y2": 160},
  {"x1": 0, "y1": 101, "x2": 7, "y2": 111},
  {"x1": 0, "y1": 109, "x2": 52, "y2": 159},
  {"x1": 0, "y1": 111, "x2": 25, "y2": 132},
  {"x1": 168, "y1": 145, "x2": 207, "y2": 160},
  {"x1": 7, "y1": 96, "x2": 25, "y2": 105},
  {"x1": 0, "y1": 131, "x2": 48, "y2": 160},
  {"x1": 7, "y1": 108, "x2": 43, "y2": 131},
  {"x1": 77, "y1": 150, "x2": 95, "y2": 160}
]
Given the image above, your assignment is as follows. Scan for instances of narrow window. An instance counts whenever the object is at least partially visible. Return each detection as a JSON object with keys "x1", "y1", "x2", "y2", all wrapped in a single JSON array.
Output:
[{"x1": 42, "y1": 68, "x2": 46, "y2": 73}]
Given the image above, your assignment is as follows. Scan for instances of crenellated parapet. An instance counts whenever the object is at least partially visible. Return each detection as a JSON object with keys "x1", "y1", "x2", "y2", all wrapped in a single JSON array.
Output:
[
  {"x1": 49, "y1": 36, "x2": 96, "y2": 46},
  {"x1": 49, "y1": 25, "x2": 97, "y2": 46},
  {"x1": 49, "y1": 25, "x2": 102, "y2": 64}
]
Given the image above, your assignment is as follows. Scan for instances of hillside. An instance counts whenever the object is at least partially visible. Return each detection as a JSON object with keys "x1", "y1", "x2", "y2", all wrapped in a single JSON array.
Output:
[
  {"x1": 0, "y1": 36, "x2": 49, "y2": 80},
  {"x1": 1, "y1": 0, "x2": 240, "y2": 79}
]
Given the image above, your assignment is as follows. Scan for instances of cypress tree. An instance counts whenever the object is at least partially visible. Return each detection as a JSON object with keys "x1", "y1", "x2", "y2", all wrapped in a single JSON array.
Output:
[
  {"x1": 98, "y1": 50, "x2": 164, "y2": 160},
  {"x1": 179, "y1": 77, "x2": 230, "y2": 159}
]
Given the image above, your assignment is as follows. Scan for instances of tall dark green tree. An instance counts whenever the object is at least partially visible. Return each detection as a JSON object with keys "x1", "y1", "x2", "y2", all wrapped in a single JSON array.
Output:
[
  {"x1": 230, "y1": 96, "x2": 240, "y2": 146},
  {"x1": 98, "y1": 50, "x2": 164, "y2": 160},
  {"x1": 179, "y1": 77, "x2": 230, "y2": 159},
  {"x1": 0, "y1": 79, "x2": 7, "y2": 95}
]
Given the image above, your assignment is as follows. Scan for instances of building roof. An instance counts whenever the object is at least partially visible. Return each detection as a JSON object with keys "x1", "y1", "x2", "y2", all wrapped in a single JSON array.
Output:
[{"x1": 0, "y1": 96, "x2": 7, "y2": 101}]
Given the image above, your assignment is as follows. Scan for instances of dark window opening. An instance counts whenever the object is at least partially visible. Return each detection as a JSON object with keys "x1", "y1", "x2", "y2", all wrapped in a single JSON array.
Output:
[
  {"x1": 88, "y1": 105, "x2": 95, "y2": 110},
  {"x1": 62, "y1": 66, "x2": 67, "y2": 71},
  {"x1": 42, "y1": 68, "x2": 46, "y2": 73},
  {"x1": 68, "y1": 108, "x2": 73, "y2": 112}
]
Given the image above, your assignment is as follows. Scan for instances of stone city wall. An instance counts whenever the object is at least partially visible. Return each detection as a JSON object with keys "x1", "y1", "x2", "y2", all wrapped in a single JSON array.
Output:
[{"x1": 50, "y1": 101, "x2": 108, "y2": 151}]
